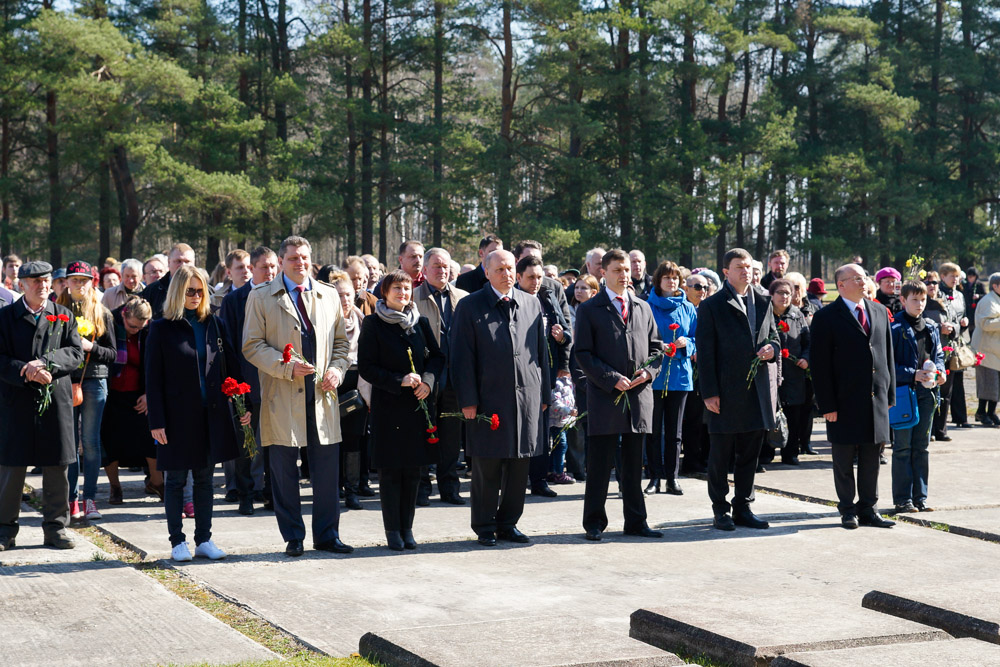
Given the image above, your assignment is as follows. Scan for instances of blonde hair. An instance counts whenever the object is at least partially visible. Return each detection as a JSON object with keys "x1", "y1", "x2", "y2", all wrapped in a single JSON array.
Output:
[
  {"x1": 938, "y1": 262, "x2": 960, "y2": 277},
  {"x1": 785, "y1": 271, "x2": 809, "y2": 306},
  {"x1": 57, "y1": 276, "x2": 109, "y2": 339},
  {"x1": 163, "y1": 265, "x2": 212, "y2": 322}
]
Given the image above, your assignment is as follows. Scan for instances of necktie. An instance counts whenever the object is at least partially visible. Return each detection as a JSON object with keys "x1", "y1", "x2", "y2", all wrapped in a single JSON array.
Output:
[
  {"x1": 856, "y1": 304, "x2": 870, "y2": 335},
  {"x1": 617, "y1": 296, "x2": 628, "y2": 324},
  {"x1": 295, "y1": 284, "x2": 313, "y2": 335}
]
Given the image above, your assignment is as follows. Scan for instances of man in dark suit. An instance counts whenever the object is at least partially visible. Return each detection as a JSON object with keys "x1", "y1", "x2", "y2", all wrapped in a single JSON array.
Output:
[
  {"x1": 575, "y1": 249, "x2": 664, "y2": 541},
  {"x1": 629, "y1": 250, "x2": 654, "y2": 299},
  {"x1": 414, "y1": 247, "x2": 469, "y2": 506},
  {"x1": 372, "y1": 240, "x2": 424, "y2": 299},
  {"x1": 141, "y1": 243, "x2": 196, "y2": 319},
  {"x1": 811, "y1": 263, "x2": 896, "y2": 529},
  {"x1": 219, "y1": 246, "x2": 279, "y2": 514},
  {"x1": 455, "y1": 234, "x2": 502, "y2": 294},
  {"x1": 450, "y1": 249, "x2": 550, "y2": 547},
  {"x1": 698, "y1": 248, "x2": 780, "y2": 531}
]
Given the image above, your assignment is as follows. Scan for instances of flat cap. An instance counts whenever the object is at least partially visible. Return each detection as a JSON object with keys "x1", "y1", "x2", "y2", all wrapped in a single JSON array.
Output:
[{"x1": 18, "y1": 261, "x2": 53, "y2": 279}]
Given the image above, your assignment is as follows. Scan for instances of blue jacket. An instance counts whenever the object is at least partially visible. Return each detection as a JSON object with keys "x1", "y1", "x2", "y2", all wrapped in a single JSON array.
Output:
[
  {"x1": 891, "y1": 317, "x2": 945, "y2": 387},
  {"x1": 647, "y1": 290, "x2": 697, "y2": 391}
]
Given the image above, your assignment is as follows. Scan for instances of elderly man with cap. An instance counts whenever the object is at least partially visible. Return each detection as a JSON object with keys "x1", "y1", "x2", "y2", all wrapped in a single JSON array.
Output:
[{"x1": 0, "y1": 261, "x2": 84, "y2": 550}]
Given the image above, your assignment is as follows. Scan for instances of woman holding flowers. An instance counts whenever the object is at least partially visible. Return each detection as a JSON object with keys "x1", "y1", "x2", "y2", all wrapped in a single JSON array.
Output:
[
  {"x1": 767, "y1": 279, "x2": 812, "y2": 465},
  {"x1": 145, "y1": 265, "x2": 248, "y2": 562},
  {"x1": 891, "y1": 280, "x2": 946, "y2": 514},
  {"x1": 357, "y1": 269, "x2": 443, "y2": 551},
  {"x1": 644, "y1": 261, "x2": 697, "y2": 496},
  {"x1": 57, "y1": 261, "x2": 116, "y2": 521}
]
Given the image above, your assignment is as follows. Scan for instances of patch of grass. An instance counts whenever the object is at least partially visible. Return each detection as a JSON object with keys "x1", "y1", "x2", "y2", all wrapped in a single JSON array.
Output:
[
  {"x1": 675, "y1": 650, "x2": 730, "y2": 667},
  {"x1": 74, "y1": 525, "x2": 144, "y2": 564},
  {"x1": 181, "y1": 658, "x2": 375, "y2": 667}
]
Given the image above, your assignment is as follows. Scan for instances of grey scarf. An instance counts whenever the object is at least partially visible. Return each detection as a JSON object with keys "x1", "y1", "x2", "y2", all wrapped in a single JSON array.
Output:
[{"x1": 375, "y1": 299, "x2": 420, "y2": 335}]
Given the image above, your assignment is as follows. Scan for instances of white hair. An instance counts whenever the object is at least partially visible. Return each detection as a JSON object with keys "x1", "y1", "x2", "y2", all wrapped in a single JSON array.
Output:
[
  {"x1": 424, "y1": 247, "x2": 452, "y2": 264},
  {"x1": 121, "y1": 258, "x2": 143, "y2": 274},
  {"x1": 586, "y1": 248, "x2": 606, "y2": 262}
]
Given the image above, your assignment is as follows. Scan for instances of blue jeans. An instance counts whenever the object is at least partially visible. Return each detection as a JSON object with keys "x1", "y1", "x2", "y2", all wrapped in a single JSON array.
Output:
[
  {"x1": 892, "y1": 386, "x2": 936, "y2": 505},
  {"x1": 68, "y1": 378, "x2": 107, "y2": 502},
  {"x1": 165, "y1": 467, "x2": 214, "y2": 547},
  {"x1": 549, "y1": 427, "x2": 568, "y2": 474}
]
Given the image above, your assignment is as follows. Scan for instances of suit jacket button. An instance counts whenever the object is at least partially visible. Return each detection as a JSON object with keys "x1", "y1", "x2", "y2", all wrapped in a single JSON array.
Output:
[{"x1": 298, "y1": 388, "x2": 304, "y2": 393}]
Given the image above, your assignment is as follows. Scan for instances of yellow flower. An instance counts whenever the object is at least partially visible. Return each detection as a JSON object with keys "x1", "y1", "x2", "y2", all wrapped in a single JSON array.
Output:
[
  {"x1": 76, "y1": 317, "x2": 95, "y2": 338},
  {"x1": 919, "y1": 270, "x2": 927, "y2": 279},
  {"x1": 905, "y1": 259, "x2": 913, "y2": 269}
]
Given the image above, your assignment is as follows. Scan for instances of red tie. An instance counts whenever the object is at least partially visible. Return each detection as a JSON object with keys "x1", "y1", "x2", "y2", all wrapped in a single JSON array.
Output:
[
  {"x1": 856, "y1": 305, "x2": 870, "y2": 335},
  {"x1": 295, "y1": 284, "x2": 313, "y2": 335},
  {"x1": 617, "y1": 296, "x2": 628, "y2": 324}
]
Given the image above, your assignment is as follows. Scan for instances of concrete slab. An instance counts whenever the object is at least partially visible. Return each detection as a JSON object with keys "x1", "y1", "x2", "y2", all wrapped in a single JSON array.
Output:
[
  {"x1": 0, "y1": 559, "x2": 277, "y2": 667},
  {"x1": 897, "y1": 506, "x2": 1000, "y2": 542},
  {"x1": 358, "y1": 617, "x2": 686, "y2": 667},
  {"x1": 630, "y1": 597, "x2": 948, "y2": 667},
  {"x1": 862, "y1": 580, "x2": 1000, "y2": 644},
  {"x1": 0, "y1": 504, "x2": 108, "y2": 567},
  {"x1": 771, "y1": 638, "x2": 1000, "y2": 666}
]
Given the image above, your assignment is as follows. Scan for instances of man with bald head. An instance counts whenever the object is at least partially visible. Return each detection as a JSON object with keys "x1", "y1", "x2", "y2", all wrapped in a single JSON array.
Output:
[
  {"x1": 450, "y1": 249, "x2": 550, "y2": 547},
  {"x1": 811, "y1": 263, "x2": 896, "y2": 529},
  {"x1": 629, "y1": 250, "x2": 653, "y2": 299},
  {"x1": 142, "y1": 243, "x2": 196, "y2": 319}
]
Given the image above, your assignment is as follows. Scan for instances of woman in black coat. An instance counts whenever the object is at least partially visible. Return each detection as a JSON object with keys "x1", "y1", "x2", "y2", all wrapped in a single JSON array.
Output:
[
  {"x1": 358, "y1": 270, "x2": 443, "y2": 551},
  {"x1": 768, "y1": 279, "x2": 812, "y2": 464},
  {"x1": 145, "y1": 265, "x2": 249, "y2": 562}
]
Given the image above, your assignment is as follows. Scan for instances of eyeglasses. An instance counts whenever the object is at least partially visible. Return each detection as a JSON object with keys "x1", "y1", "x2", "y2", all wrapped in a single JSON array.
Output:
[
  {"x1": 924, "y1": 281, "x2": 939, "y2": 286},
  {"x1": 773, "y1": 290, "x2": 792, "y2": 296},
  {"x1": 689, "y1": 284, "x2": 709, "y2": 291},
  {"x1": 185, "y1": 288, "x2": 204, "y2": 297}
]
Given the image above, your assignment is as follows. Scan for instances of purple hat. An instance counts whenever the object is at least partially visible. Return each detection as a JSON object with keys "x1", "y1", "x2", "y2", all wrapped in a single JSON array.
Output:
[{"x1": 874, "y1": 267, "x2": 901, "y2": 283}]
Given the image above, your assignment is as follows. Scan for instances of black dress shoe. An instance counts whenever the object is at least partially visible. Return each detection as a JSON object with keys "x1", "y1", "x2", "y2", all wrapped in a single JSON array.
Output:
[
  {"x1": 416, "y1": 495, "x2": 431, "y2": 507},
  {"x1": 802, "y1": 446, "x2": 819, "y2": 455},
  {"x1": 933, "y1": 433, "x2": 952, "y2": 442},
  {"x1": 384, "y1": 531, "x2": 404, "y2": 552},
  {"x1": 585, "y1": 529, "x2": 602, "y2": 541},
  {"x1": 990, "y1": 414, "x2": 1000, "y2": 426},
  {"x1": 644, "y1": 479, "x2": 660, "y2": 495},
  {"x1": 531, "y1": 484, "x2": 558, "y2": 498},
  {"x1": 624, "y1": 525, "x2": 663, "y2": 538},
  {"x1": 665, "y1": 480, "x2": 683, "y2": 495},
  {"x1": 781, "y1": 457, "x2": 800, "y2": 465},
  {"x1": 713, "y1": 514, "x2": 736, "y2": 531},
  {"x1": 859, "y1": 512, "x2": 895, "y2": 528},
  {"x1": 477, "y1": 532, "x2": 497, "y2": 547},
  {"x1": 401, "y1": 530, "x2": 417, "y2": 550},
  {"x1": 0, "y1": 536, "x2": 14, "y2": 551},
  {"x1": 954, "y1": 422, "x2": 972, "y2": 429},
  {"x1": 357, "y1": 485, "x2": 376, "y2": 497},
  {"x1": 315, "y1": 537, "x2": 355, "y2": 553},
  {"x1": 440, "y1": 494, "x2": 467, "y2": 505},
  {"x1": 497, "y1": 527, "x2": 530, "y2": 543},
  {"x1": 733, "y1": 508, "x2": 770, "y2": 529},
  {"x1": 285, "y1": 540, "x2": 304, "y2": 557},
  {"x1": 238, "y1": 498, "x2": 254, "y2": 516},
  {"x1": 841, "y1": 514, "x2": 859, "y2": 529},
  {"x1": 756, "y1": 464, "x2": 766, "y2": 473},
  {"x1": 344, "y1": 494, "x2": 362, "y2": 510},
  {"x1": 224, "y1": 489, "x2": 239, "y2": 503}
]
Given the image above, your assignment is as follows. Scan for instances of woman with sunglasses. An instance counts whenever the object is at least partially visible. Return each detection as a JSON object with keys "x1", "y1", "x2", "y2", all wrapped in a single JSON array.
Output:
[
  {"x1": 922, "y1": 272, "x2": 959, "y2": 441},
  {"x1": 57, "y1": 261, "x2": 117, "y2": 521},
  {"x1": 145, "y1": 264, "x2": 250, "y2": 562}
]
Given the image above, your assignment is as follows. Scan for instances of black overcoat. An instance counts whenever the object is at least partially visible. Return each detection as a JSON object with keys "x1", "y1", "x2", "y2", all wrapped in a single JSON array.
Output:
[
  {"x1": 696, "y1": 283, "x2": 780, "y2": 434},
  {"x1": 454, "y1": 264, "x2": 488, "y2": 294},
  {"x1": 811, "y1": 297, "x2": 895, "y2": 445},
  {"x1": 776, "y1": 305, "x2": 811, "y2": 406},
  {"x1": 0, "y1": 300, "x2": 84, "y2": 466},
  {"x1": 358, "y1": 314, "x2": 443, "y2": 468},
  {"x1": 140, "y1": 272, "x2": 171, "y2": 319},
  {"x1": 450, "y1": 285, "x2": 551, "y2": 458},
  {"x1": 574, "y1": 290, "x2": 663, "y2": 436},
  {"x1": 219, "y1": 281, "x2": 263, "y2": 405},
  {"x1": 144, "y1": 315, "x2": 242, "y2": 471}
]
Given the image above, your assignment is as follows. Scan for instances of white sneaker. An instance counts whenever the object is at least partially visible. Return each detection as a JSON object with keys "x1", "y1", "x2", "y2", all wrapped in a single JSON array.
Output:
[
  {"x1": 171, "y1": 542, "x2": 193, "y2": 562},
  {"x1": 194, "y1": 540, "x2": 227, "y2": 560},
  {"x1": 84, "y1": 499, "x2": 102, "y2": 520}
]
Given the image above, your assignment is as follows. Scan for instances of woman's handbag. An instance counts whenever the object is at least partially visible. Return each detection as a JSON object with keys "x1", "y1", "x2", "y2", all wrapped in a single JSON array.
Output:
[
  {"x1": 889, "y1": 385, "x2": 919, "y2": 429},
  {"x1": 72, "y1": 352, "x2": 91, "y2": 407},
  {"x1": 338, "y1": 389, "x2": 366, "y2": 418},
  {"x1": 767, "y1": 408, "x2": 789, "y2": 450},
  {"x1": 947, "y1": 340, "x2": 977, "y2": 371}
]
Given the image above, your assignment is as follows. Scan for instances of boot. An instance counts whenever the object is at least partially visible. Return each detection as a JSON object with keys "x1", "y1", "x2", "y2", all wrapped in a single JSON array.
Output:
[{"x1": 385, "y1": 531, "x2": 404, "y2": 552}]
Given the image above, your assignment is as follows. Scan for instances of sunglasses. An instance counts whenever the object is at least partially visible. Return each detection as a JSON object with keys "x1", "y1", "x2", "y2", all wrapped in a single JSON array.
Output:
[
  {"x1": 689, "y1": 284, "x2": 709, "y2": 291},
  {"x1": 924, "y1": 281, "x2": 939, "y2": 286},
  {"x1": 185, "y1": 288, "x2": 204, "y2": 297}
]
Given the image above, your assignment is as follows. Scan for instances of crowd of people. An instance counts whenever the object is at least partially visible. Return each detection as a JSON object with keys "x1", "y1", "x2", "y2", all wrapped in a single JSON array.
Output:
[{"x1": 0, "y1": 238, "x2": 992, "y2": 558}]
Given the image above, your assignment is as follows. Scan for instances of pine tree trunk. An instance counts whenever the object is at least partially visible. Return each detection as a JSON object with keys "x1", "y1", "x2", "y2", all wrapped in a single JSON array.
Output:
[{"x1": 360, "y1": 0, "x2": 374, "y2": 254}]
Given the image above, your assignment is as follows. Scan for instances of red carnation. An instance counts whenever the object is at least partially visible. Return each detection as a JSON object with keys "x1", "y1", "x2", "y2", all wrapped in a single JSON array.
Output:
[
  {"x1": 238, "y1": 382, "x2": 251, "y2": 394},
  {"x1": 221, "y1": 377, "x2": 240, "y2": 397},
  {"x1": 282, "y1": 343, "x2": 294, "y2": 364},
  {"x1": 427, "y1": 436, "x2": 440, "y2": 444},
  {"x1": 665, "y1": 342, "x2": 677, "y2": 357},
  {"x1": 781, "y1": 348, "x2": 790, "y2": 359},
  {"x1": 426, "y1": 426, "x2": 438, "y2": 434},
  {"x1": 777, "y1": 321, "x2": 790, "y2": 333},
  {"x1": 45, "y1": 314, "x2": 57, "y2": 323},
  {"x1": 57, "y1": 313, "x2": 70, "y2": 322},
  {"x1": 668, "y1": 323, "x2": 681, "y2": 331},
  {"x1": 490, "y1": 413, "x2": 500, "y2": 430}
]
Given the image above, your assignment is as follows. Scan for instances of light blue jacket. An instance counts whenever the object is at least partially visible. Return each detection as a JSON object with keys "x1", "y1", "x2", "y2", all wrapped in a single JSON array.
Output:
[{"x1": 647, "y1": 290, "x2": 697, "y2": 392}]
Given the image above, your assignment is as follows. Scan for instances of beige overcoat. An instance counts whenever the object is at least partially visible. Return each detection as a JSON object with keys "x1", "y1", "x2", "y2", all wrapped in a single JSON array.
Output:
[{"x1": 243, "y1": 277, "x2": 350, "y2": 447}]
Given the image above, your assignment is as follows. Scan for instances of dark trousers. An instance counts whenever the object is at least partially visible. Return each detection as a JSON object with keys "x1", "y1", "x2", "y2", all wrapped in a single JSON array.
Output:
[
  {"x1": 379, "y1": 467, "x2": 420, "y2": 531},
  {"x1": 707, "y1": 430, "x2": 763, "y2": 516},
  {"x1": 951, "y1": 369, "x2": 968, "y2": 424},
  {"x1": 420, "y1": 386, "x2": 462, "y2": 498},
  {"x1": 831, "y1": 442, "x2": 881, "y2": 516},
  {"x1": 0, "y1": 465, "x2": 69, "y2": 540},
  {"x1": 165, "y1": 466, "x2": 213, "y2": 547},
  {"x1": 564, "y1": 385, "x2": 588, "y2": 478},
  {"x1": 470, "y1": 456, "x2": 530, "y2": 535},
  {"x1": 681, "y1": 393, "x2": 709, "y2": 471},
  {"x1": 648, "y1": 391, "x2": 689, "y2": 481},
  {"x1": 583, "y1": 433, "x2": 648, "y2": 533},
  {"x1": 784, "y1": 403, "x2": 813, "y2": 457},
  {"x1": 529, "y1": 446, "x2": 551, "y2": 489},
  {"x1": 270, "y1": 442, "x2": 341, "y2": 543},
  {"x1": 934, "y1": 370, "x2": 955, "y2": 437}
]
